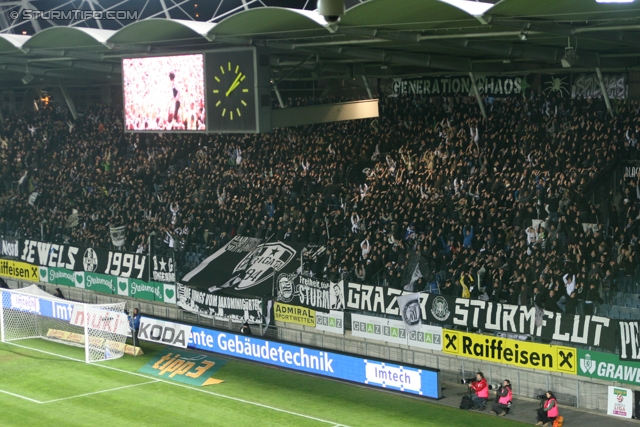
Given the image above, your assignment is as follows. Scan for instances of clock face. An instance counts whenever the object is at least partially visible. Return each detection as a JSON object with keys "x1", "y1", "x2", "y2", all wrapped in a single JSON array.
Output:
[
  {"x1": 206, "y1": 51, "x2": 257, "y2": 132},
  {"x1": 211, "y1": 61, "x2": 250, "y2": 121}
]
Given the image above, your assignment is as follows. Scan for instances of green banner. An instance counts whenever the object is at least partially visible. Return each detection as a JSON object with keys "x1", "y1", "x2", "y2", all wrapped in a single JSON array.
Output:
[
  {"x1": 130, "y1": 278, "x2": 156, "y2": 300},
  {"x1": 50, "y1": 267, "x2": 76, "y2": 287},
  {"x1": 26, "y1": 262, "x2": 176, "y2": 304},
  {"x1": 39, "y1": 266, "x2": 76, "y2": 288},
  {"x1": 138, "y1": 349, "x2": 226, "y2": 386},
  {"x1": 80, "y1": 271, "x2": 117, "y2": 294},
  {"x1": 114, "y1": 278, "x2": 175, "y2": 303},
  {"x1": 577, "y1": 349, "x2": 640, "y2": 386}
]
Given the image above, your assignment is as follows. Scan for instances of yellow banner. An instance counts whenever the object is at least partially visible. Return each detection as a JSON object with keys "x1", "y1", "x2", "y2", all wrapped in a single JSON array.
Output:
[
  {"x1": 0, "y1": 259, "x2": 39, "y2": 282},
  {"x1": 443, "y1": 329, "x2": 576, "y2": 375},
  {"x1": 274, "y1": 302, "x2": 316, "y2": 327}
]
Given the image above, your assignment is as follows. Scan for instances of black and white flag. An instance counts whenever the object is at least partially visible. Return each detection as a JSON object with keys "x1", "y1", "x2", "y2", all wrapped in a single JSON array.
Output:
[
  {"x1": 110, "y1": 225, "x2": 126, "y2": 247},
  {"x1": 397, "y1": 293, "x2": 422, "y2": 333},
  {"x1": 180, "y1": 236, "x2": 324, "y2": 298}
]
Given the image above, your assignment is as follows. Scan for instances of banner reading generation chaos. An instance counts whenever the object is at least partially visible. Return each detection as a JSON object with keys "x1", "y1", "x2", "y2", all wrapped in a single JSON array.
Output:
[
  {"x1": 443, "y1": 329, "x2": 577, "y2": 375},
  {"x1": 345, "y1": 283, "x2": 617, "y2": 351},
  {"x1": 392, "y1": 75, "x2": 525, "y2": 97}
]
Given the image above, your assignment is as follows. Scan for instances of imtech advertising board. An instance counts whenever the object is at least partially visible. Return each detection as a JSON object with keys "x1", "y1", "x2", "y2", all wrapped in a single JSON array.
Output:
[
  {"x1": 443, "y1": 329, "x2": 576, "y2": 375},
  {"x1": 184, "y1": 322, "x2": 440, "y2": 398}
]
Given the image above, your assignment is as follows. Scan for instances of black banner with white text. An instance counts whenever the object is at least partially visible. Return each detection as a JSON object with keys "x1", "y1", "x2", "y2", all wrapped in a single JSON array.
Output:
[
  {"x1": 275, "y1": 275, "x2": 344, "y2": 313},
  {"x1": 345, "y1": 283, "x2": 617, "y2": 351},
  {"x1": 177, "y1": 283, "x2": 262, "y2": 324},
  {"x1": 19, "y1": 239, "x2": 148, "y2": 281}
]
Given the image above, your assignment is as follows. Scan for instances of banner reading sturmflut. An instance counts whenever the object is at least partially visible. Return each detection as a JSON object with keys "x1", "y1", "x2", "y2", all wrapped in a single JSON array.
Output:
[{"x1": 345, "y1": 283, "x2": 617, "y2": 351}]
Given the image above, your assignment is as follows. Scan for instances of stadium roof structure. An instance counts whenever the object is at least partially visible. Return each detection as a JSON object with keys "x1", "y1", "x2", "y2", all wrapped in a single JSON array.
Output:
[{"x1": 1, "y1": 0, "x2": 640, "y2": 87}]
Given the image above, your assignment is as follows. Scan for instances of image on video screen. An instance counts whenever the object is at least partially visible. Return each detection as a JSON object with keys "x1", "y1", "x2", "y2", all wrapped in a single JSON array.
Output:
[{"x1": 123, "y1": 54, "x2": 206, "y2": 131}]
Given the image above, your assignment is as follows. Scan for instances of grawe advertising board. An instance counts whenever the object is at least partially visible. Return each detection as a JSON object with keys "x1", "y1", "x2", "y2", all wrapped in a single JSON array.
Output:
[
  {"x1": 185, "y1": 322, "x2": 440, "y2": 398},
  {"x1": 578, "y1": 349, "x2": 640, "y2": 387}
]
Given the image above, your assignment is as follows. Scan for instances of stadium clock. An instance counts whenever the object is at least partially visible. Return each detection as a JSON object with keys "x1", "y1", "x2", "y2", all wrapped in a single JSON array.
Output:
[{"x1": 205, "y1": 48, "x2": 271, "y2": 133}]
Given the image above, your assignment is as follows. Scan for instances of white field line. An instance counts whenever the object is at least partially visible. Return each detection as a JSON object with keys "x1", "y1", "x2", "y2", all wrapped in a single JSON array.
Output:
[
  {"x1": 0, "y1": 388, "x2": 43, "y2": 404},
  {"x1": 42, "y1": 380, "x2": 159, "y2": 404},
  {"x1": 4, "y1": 342, "x2": 352, "y2": 426}
]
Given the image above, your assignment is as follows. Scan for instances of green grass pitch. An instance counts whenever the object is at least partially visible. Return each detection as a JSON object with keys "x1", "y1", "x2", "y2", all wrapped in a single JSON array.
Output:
[{"x1": 0, "y1": 339, "x2": 524, "y2": 427}]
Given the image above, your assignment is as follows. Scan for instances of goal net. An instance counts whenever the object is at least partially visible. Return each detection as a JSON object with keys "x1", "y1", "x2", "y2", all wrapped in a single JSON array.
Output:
[{"x1": 0, "y1": 285, "x2": 130, "y2": 363}]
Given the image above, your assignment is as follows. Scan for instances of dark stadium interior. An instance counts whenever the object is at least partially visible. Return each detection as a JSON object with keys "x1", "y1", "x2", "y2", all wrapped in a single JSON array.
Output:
[{"x1": 4, "y1": 1, "x2": 640, "y2": 424}]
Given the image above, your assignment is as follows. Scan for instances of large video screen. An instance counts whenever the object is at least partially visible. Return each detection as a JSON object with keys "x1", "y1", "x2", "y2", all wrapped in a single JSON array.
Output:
[{"x1": 123, "y1": 54, "x2": 206, "y2": 132}]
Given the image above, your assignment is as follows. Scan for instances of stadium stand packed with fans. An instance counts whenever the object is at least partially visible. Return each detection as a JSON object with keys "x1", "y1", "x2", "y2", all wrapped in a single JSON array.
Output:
[{"x1": 1, "y1": 93, "x2": 640, "y2": 320}]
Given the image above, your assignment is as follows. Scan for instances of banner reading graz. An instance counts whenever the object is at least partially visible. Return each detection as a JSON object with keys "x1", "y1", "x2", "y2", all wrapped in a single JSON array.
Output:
[
  {"x1": 351, "y1": 313, "x2": 442, "y2": 351},
  {"x1": 177, "y1": 283, "x2": 262, "y2": 324},
  {"x1": 345, "y1": 283, "x2": 616, "y2": 351},
  {"x1": 180, "y1": 236, "x2": 325, "y2": 298},
  {"x1": 392, "y1": 76, "x2": 524, "y2": 97},
  {"x1": 275, "y1": 275, "x2": 344, "y2": 313},
  {"x1": 19, "y1": 239, "x2": 148, "y2": 281}
]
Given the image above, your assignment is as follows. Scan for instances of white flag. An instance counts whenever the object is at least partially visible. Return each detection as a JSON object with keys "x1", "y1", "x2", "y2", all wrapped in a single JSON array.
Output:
[
  {"x1": 409, "y1": 264, "x2": 422, "y2": 286},
  {"x1": 110, "y1": 225, "x2": 126, "y2": 247},
  {"x1": 397, "y1": 293, "x2": 422, "y2": 333},
  {"x1": 535, "y1": 306, "x2": 544, "y2": 328}
]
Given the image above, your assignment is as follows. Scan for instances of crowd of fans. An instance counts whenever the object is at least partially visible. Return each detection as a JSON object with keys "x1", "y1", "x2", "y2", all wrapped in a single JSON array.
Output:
[{"x1": 1, "y1": 92, "x2": 640, "y2": 317}]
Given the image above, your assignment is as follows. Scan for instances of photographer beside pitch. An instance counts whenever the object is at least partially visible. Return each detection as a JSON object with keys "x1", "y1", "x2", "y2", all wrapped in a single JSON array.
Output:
[
  {"x1": 467, "y1": 372, "x2": 489, "y2": 410},
  {"x1": 536, "y1": 391, "x2": 560, "y2": 426},
  {"x1": 488, "y1": 380, "x2": 512, "y2": 416}
]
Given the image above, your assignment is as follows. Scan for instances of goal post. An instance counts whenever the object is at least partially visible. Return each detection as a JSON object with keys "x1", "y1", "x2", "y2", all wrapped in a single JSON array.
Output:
[{"x1": 0, "y1": 285, "x2": 130, "y2": 363}]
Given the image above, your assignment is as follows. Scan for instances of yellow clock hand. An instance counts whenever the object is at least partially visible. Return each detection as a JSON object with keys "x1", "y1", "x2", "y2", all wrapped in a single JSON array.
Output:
[{"x1": 226, "y1": 73, "x2": 244, "y2": 97}]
